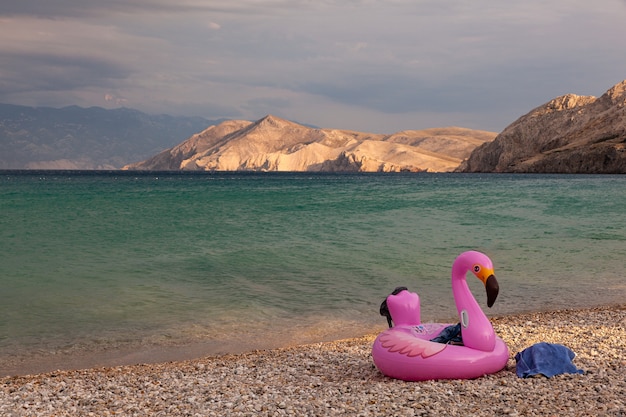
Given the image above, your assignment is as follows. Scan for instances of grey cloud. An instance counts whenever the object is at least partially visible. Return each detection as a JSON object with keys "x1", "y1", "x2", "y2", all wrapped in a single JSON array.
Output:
[
  {"x1": 295, "y1": 53, "x2": 609, "y2": 116},
  {"x1": 1, "y1": 0, "x2": 625, "y2": 132},
  {"x1": 0, "y1": 51, "x2": 131, "y2": 95},
  {"x1": 144, "y1": 99, "x2": 244, "y2": 120},
  {"x1": 242, "y1": 96, "x2": 292, "y2": 116},
  {"x1": 0, "y1": 0, "x2": 314, "y2": 18},
  {"x1": 298, "y1": 78, "x2": 496, "y2": 115},
  {"x1": 0, "y1": 0, "x2": 155, "y2": 18}
]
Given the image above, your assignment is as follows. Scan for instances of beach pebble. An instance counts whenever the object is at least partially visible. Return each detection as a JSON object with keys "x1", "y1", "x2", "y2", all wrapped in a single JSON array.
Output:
[{"x1": 0, "y1": 305, "x2": 624, "y2": 416}]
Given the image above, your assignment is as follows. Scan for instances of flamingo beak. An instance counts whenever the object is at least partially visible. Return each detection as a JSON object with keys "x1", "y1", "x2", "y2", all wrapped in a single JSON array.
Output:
[{"x1": 485, "y1": 274, "x2": 499, "y2": 308}]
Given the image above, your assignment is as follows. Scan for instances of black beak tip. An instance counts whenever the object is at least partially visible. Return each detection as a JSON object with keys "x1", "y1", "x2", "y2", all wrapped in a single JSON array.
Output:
[{"x1": 485, "y1": 274, "x2": 499, "y2": 308}]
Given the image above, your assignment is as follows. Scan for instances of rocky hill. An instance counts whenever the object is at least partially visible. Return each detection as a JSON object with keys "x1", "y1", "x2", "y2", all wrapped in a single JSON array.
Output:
[
  {"x1": 456, "y1": 80, "x2": 626, "y2": 173},
  {"x1": 123, "y1": 116, "x2": 495, "y2": 172},
  {"x1": 0, "y1": 104, "x2": 219, "y2": 169}
]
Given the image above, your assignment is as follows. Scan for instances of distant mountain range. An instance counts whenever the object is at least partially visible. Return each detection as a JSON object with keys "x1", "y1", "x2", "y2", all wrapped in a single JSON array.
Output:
[
  {"x1": 0, "y1": 104, "x2": 221, "y2": 169},
  {"x1": 3, "y1": 79, "x2": 626, "y2": 172},
  {"x1": 123, "y1": 115, "x2": 495, "y2": 172}
]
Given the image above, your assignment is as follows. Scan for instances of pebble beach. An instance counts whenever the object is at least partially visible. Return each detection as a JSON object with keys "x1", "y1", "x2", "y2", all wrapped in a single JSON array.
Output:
[{"x1": 1, "y1": 305, "x2": 624, "y2": 416}]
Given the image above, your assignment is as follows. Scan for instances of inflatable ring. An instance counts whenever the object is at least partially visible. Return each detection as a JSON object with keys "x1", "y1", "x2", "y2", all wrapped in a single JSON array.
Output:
[{"x1": 372, "y1": 251, "x2": 509, "y2": 381}]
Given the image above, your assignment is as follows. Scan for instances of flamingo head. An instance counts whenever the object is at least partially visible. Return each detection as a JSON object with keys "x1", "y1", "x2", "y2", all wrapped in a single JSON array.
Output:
[
  {"x1": 467, "y1": 253, "x2": 499, "y2": 308},
  {"x1": 379, "y1": 287, "x2": 421, "y2": 328},
  {"x1": 456, "y1": 250, "x2": 500, "y2": 308}
]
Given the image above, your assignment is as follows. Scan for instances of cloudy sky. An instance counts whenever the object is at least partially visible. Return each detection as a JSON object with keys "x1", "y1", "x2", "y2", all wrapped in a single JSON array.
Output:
[{"x1": 1, "y1": 1, "x2": 625, "y2": 133}]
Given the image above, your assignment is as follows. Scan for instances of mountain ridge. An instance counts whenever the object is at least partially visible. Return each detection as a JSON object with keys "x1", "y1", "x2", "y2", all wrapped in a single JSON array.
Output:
[
  {"x1": 6, "y1": 80, "x2": 625, "y2": 173},
  {"x1": 123, "y1": 116, "x2": 495, "y2": 172},
  {"x1": 456, "y1": 80, "x2": 626, "y2": 173},
  {"x1": 0, "y1": 103, "x2": 221, "y2": 169}
]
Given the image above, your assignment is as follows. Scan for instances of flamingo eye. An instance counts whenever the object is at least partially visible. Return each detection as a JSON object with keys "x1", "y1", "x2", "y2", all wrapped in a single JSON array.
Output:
[{"x1": 473, "y1": 265, "x2": 481, "y2": 273}]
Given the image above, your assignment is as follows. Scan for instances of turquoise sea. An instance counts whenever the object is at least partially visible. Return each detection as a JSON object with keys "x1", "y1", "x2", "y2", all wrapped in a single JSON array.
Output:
[{"x1": 1, "y1": 171, "x2": 625, "y2": 375}]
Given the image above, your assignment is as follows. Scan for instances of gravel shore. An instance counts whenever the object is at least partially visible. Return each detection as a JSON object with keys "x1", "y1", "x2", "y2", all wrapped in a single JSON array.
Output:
[{"x1": 1, "y1": 305, "x2": 624, "y2": 416}]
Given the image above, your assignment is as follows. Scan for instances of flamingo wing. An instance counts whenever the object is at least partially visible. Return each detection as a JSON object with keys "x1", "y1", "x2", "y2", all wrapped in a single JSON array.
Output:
[{"x1": 379, "y1": 329, "x2": 447, "y2": 358}]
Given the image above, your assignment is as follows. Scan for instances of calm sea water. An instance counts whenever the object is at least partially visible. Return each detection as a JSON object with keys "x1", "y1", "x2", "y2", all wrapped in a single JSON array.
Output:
[{"x1": 1, "y1": 171, "x2": 625, "y2": 375}]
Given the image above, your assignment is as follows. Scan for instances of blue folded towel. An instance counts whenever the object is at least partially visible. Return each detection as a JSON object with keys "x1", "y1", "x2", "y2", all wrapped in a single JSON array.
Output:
[
  {"x1": 515, "y1": 342, "x2": 584, "y2": 378},
  {"x1": 430, "y1": 323, "x2": 464, "y2": 345}
]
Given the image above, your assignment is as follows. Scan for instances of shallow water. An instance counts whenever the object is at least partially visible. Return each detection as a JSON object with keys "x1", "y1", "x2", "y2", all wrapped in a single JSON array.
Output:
[{"x1": 1, "y1": 171, "x2": 624, "y2": 374}]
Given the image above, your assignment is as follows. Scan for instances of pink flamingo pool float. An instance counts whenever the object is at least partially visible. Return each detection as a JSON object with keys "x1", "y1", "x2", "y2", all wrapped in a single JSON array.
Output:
[{"x1": 372, "y1": 251, "x2": 509, "y2": 381}]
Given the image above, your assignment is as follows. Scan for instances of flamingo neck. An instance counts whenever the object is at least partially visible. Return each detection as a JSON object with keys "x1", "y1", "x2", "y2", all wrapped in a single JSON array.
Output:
[
  {"x1": 451, "y1": 268, "x2": 484, "y2": 323},
  {"x1": 451, "y1": 257, "x2": 495, "y2": 352}
]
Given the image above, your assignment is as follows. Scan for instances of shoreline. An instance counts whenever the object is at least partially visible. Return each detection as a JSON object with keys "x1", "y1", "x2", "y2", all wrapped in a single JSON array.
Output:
[
  {"x1": 1, "y1": 305, "x2": 624, "y2": 416},
  {"x1": 0, "y1": 319, "x2": 390, "y2": 378},
  {"x1": 2, "y1": 302, "x2": 621, "y2": 378}
]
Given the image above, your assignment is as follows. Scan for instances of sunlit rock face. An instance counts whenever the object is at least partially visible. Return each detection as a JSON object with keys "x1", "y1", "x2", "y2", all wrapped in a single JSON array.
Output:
[
  {"x1": 457, "y1": 80, "x2": 626, "y2": 174},
  {"x1": 124, "y1": 115, "x2": 495, "y2": 173}
]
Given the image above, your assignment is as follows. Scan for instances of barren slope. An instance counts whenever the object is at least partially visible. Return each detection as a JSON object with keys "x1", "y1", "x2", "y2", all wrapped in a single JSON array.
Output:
[{"x1": 124, "y1": 116, "x2": 495, "y2": 172}]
